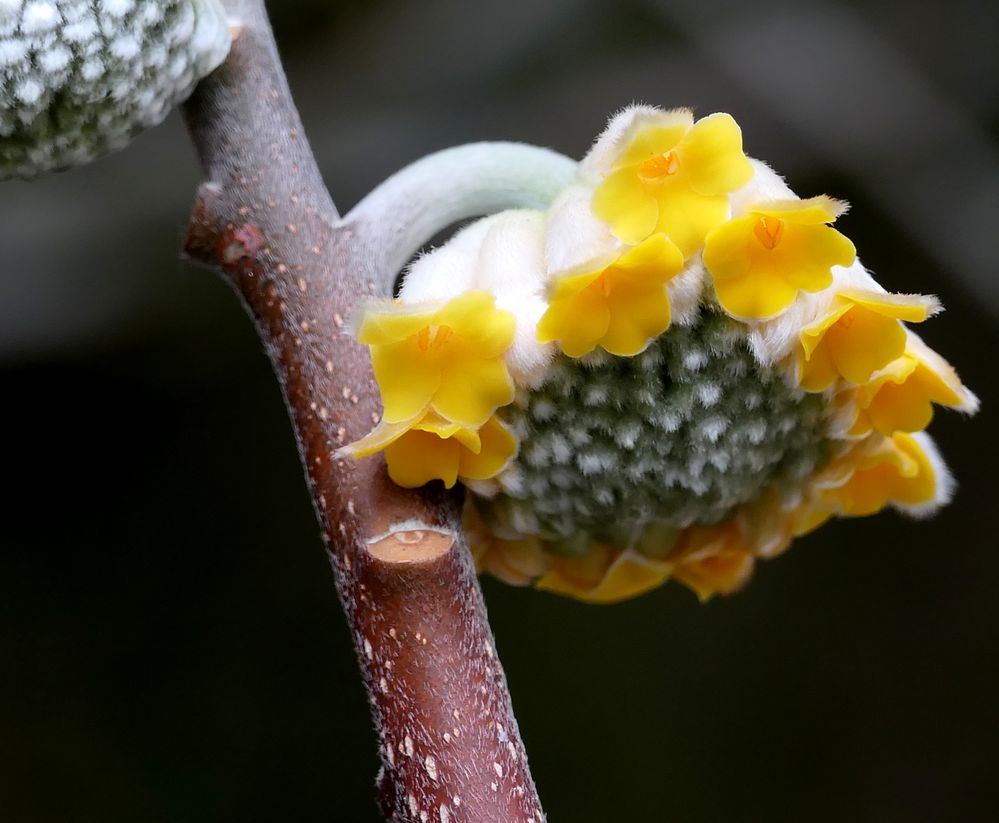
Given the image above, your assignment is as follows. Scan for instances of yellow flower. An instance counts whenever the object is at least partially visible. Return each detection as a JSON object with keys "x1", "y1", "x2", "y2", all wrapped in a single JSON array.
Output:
[
  {"x1": 797, "y1": 290, "x2": 938, "y2": 392},
  {"x1": 820, "y1": 432, "x2": 938, "y2": 516},
  {"x1": 703, "y1": 196, "x2": 856, "y2": 319},
  {"x1": 536, "y1": 234, "x2": 684, "y2": 357},
  {"x1": 670, "y1": 525, "x2": 755, "y2": 602},
  {"x1": 355, "y1": 291, "x2": 515, "y2": 427},
  {"x1": 341, "y1": 411, "x2": 517, "y2": 489},
  {"x1": 535, "y1": 545, "x2": 674, "y2": 604},
  {"x1": 591, "y1": 110, "x2": 754, "y2": 255},
  {"x1": 849, "y1": 341, "x2": 976, "y2": 436}
]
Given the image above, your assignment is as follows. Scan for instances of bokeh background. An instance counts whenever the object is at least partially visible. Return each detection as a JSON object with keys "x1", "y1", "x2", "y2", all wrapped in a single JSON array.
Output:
[{"x1": 2, "y1": 1, "x2": 998, "y2": 820}]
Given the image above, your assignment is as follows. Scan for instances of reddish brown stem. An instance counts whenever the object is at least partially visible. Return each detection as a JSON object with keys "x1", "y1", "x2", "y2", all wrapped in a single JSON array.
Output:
[{"x1": 181, "y1": 3, "x2": 544, "y2": 821}]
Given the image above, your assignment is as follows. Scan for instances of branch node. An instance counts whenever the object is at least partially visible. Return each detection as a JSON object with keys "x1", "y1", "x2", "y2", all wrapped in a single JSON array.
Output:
[{"x1": 367, "y1": 524, "x2": 455, "y2": 564}]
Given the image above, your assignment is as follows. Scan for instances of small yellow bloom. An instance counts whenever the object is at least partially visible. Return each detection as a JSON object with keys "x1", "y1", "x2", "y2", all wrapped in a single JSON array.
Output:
[
  {"x1": 536, "y1": 234, "x2": 684, "y2": 357},
  {"x1": 670, "y1": 525, "x2": 755, "y2": 601},
  {"x1": 850, "y1": 343, "x2": 974, "y2": 436},
  {"x1": 703, "y1": 196, "x2": 856, "y2": 319},
  {"x1": 355, "y1": 291, "x2": 515, "y2": 427},
  {"x1": 536, "y1": 545, "x2": 674, "y2": 604},
  {"x1": 821, "y1": 432, "x2": 938, "y2": 516},
  {"x1": 340, "y1": 411, "x2": 517, "y2": 489},
  {"x1": 797, "y1": 290, "x2": 937, "y2": 392},
  {"x1": 591, "y1": 110, "x2": 754, "y2": 255}
]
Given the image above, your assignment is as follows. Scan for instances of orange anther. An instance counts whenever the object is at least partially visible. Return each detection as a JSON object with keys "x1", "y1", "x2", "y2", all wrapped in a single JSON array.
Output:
[
  {"x1": 753, "y1": 216, "x2": 785, "y2": 250},
  {"x1": 638, "y1": 151, "x2": 680, "y2": 182}
]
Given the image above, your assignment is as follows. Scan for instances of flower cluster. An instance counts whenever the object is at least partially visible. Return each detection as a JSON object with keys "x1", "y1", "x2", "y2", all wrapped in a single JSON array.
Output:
[
  {"x1": 1, "y1": 0, "x2": 230, "y2": 178},
  {"x1": 340, "y1": 105, "x2": 977, "y2": 604}
]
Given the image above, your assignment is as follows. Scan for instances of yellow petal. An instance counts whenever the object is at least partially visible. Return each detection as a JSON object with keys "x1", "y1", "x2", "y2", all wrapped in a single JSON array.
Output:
[
  {"x1": 600, "y1": 237, "x2": 683, "y2": 355},
  {"x1": 377, "y1": 411, "x2": 517, "y2": 489},
  {"x1": 434, "y1": 353, "x2": 514, "y2": 428},
  {"x1": 653, "y1": 180, "x2": 731, "y2": 258},
  {"x1": 371, "y1": 338, "x2": 442, "y2": 422},
  {"x1": 458, "y1": 416, "x2": 518, "y2": 480},
  {"x1": 865, "y1": 353, "x2": 967, "y2": 435},
  {"x1": 536, "y1": 545, "x2": 613, "y2": 596},
  {"x1": 674, "y1": 550, "x2": 755, "y2": 601},
  {"x1": 712, "y1": 265, "x2": 800, "y2": 320},
  {"x1": 825, "y1": 305, "x2": 908, "y2": 385},
  {"x1": 667, "y1": 525, "x2": 755, "y2": 601},
  {"x1": 790, "y1": 505, "x2": 833, "y2": 537},
  {"x1": 384, "y1": 428, "x2": 462, "y2": 489},
  {"x1": 354, "y1": 300, "x2": 440, "y2": 345},
  {"x1": 821, "y1": 432, "x2": 936, "y2": 516},
  {"x1": 591, "y1": 167, "x2": 660, "y2": 244},
  {"x1": 613, "y1": 111, "x2": 694, "y2": 168},
  {"x1": 336, "y1": 416, "x2": 419, "y2": 459},
  {"x1": 547, "y1": 267, "x2": 606, "y2": 302},
  {"x1": 888, "y1": 432, "x2": 937, "y2": 506},
  {"x1": 799, "y1": 303, "x2": 852, "y2": 361},
  {"x1": 798, "y1": 339, "x2": 842, "y2": 392},
  {"x1": 839, "y1": 289, "x2": 938, "y2": 323},
  {"x1": 797, "y1": 292, "x2": 935, "y2": 391},
  {"x1": 614, "y1": 231, "x2": 684, "y2": 273},
  {"x1": 736, "y1": 487, "x2": 795, "y2": 559},
  {"x1": 536, "y1": 547, "x2": 673, "y2": 604},
  {"x1": 857, "y1": 354, "x2": 924, "y2": 434},
  {"x1": 536, "y1": 276, "x2": 611, "y2": 357},
  {"x1": 906, "y1": 336, "x2": 977, "y2": 413},
  {"x1": 412, "y1": 411, "x2": 480, "y2": 451},
  {"x1": 745, "y1": 195, "x2": 849, "y2": 224},
  {"x1": 436, "y1": 291, "x2": 516, "y2": 358},
  {"x1": 777, "y1": 223, "x2": 856, "y2": 289},
  {"x1": 702, "y1": 214, "x2": 755, "y2": 282},
  {"x1": 477, "y1": 537, "x2": 550, "y2": 586},
  {"x1": 601, "y1": 278, "x2": 672, "y2": 356},
  {"x1": 677, "y1": 112, "x2": 754, "y2": 195}
]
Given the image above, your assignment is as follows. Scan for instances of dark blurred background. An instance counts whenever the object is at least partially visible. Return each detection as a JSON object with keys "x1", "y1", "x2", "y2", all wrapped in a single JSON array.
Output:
[{"x1": 2, "y1": 1, "x2": 997, "y2": 820}]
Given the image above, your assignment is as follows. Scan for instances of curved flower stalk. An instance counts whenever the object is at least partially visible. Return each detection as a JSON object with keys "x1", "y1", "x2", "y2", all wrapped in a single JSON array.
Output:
[
  {"x1": 1, "y1": 0, "x2": 231, "y2": 178},
  {"x1": 342, "y1": 104, "x2": 979, "y2": 605}
]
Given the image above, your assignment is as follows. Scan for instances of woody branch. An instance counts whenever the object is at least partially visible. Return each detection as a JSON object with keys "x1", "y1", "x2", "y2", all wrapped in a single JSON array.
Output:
[{"x1": 180, "y1": 1, "x2": 555, "y2": 820}]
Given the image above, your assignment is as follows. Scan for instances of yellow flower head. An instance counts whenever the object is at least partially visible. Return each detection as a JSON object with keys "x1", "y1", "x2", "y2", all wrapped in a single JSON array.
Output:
[
  {"x1": 703, "y1": 196, "x2": 857, "y2": 319},
  {"x1": 341, "y1": 411, "x2": 517, "y2": 489},
  {"x1": 819, "y1": 432, "x2": 940, "y2": 517},
  {"x1": 355, "y1": 291, "x2": 516, "y2": 427},
  {"x1": 337, "y1": 107, "x2": 976, "y2": 605},
  {"x1": 797, "y1": 290, "x2": 938, "y2": 392},
  {"x1": 536, "y1": 233, "x2": 684, "y2": 357},
  {"x1": 591, "y1": 110, "x2": 754, "y2": 255}
]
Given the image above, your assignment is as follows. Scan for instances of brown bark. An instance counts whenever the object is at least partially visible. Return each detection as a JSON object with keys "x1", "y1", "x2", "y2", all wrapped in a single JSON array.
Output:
[{"x1": 181, "y1": 4, "x2": 545, "y2": 821}]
